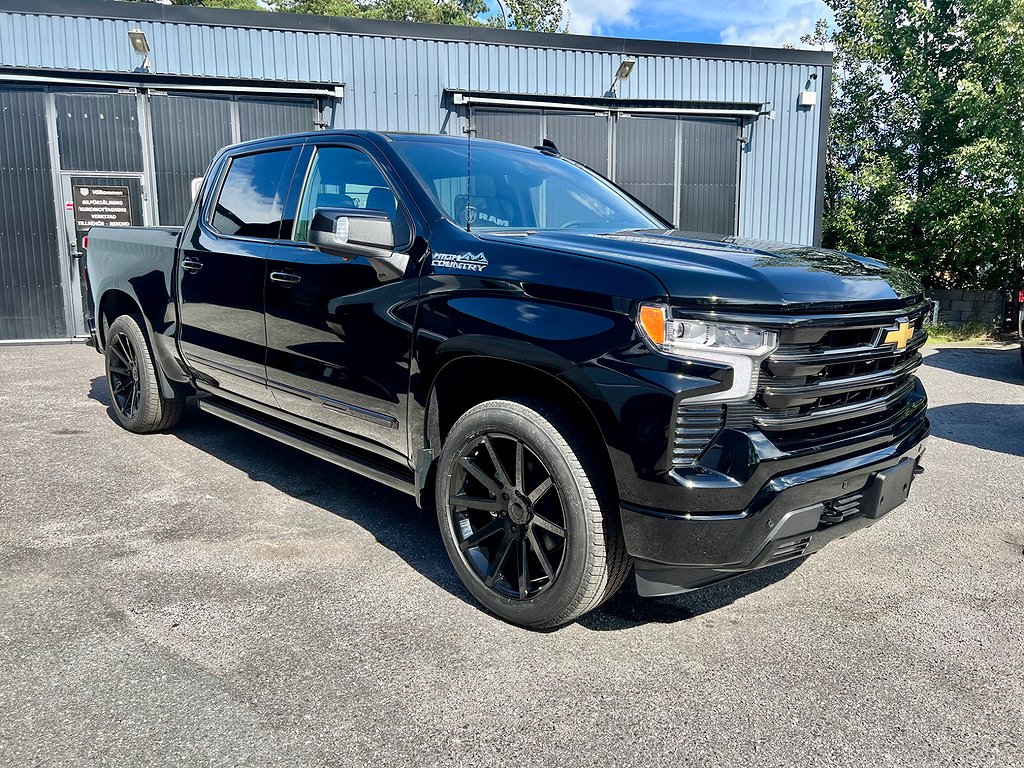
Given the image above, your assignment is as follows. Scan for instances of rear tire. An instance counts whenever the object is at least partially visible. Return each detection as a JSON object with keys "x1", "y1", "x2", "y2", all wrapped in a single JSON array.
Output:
[
  {"x1": 104, "y1": 314, "x2": 185, "y2": 434},
  {"x1": 435, "y1": 398, "x2": 631, "y2": 629}
]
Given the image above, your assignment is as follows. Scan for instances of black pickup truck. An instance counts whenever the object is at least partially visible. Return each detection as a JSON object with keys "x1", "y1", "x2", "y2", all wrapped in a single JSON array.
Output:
[{"x1": 85, "y1": 130, "x2": 930, "y2": 628}]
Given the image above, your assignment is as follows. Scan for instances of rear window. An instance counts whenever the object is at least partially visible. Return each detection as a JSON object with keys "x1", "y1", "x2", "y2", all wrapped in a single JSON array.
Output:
[{"x1": 210, "y1": 149, "x2": 293, "y2": 239}]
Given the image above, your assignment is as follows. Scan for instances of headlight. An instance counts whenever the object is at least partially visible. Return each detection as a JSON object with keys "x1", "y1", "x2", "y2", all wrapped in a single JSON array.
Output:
[{"x1": 637, "y1": 303, "x2": 779, "y2": 402}]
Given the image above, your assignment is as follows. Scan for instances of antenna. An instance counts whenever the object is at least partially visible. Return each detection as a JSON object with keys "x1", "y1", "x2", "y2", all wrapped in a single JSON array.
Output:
[{"x1": 464, "y1": 37, "x2": 473, "y2": 233}]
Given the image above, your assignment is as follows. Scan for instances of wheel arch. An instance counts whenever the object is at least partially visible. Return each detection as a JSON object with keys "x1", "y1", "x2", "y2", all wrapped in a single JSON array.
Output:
[
  {"x1": 421, "y1": 353, "x2": 618, "y2": 504},
  {"x1": 97, "y1": 287, "x2": 191, "y2": 400}
]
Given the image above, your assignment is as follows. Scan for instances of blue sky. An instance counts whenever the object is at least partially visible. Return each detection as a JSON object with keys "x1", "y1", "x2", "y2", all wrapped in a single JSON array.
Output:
[{"x1": 559, "y1": 0, "x2": 833, "y2": 48}]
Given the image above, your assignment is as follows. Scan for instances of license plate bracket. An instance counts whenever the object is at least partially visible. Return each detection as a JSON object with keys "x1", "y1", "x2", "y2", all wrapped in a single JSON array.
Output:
[{"x1": 863, "y1": 458, "x2": 918, "y2": 519}]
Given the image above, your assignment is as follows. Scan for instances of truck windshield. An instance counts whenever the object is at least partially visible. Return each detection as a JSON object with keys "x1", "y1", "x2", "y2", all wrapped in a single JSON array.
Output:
[{"x1": 394, "y1": 139, "x2": 665, "y2": 233}]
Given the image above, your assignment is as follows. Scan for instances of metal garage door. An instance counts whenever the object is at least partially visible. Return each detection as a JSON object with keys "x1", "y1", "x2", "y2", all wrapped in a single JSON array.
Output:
[
  {"x1": 473, "y1": 109, "x2": 611, "y2": 175},
  {"x1": 0, "y1": 88, "x2": 65, "y2": 340},
  {"x1": 615, "y1": 115, "x2": 740, "y2": 234},
  {"x1": 678, "y1": 118, "x2": 741, "y2": 236},
  {"x1": 614, "y1": 115, "x2": 677, "y2": 223}
]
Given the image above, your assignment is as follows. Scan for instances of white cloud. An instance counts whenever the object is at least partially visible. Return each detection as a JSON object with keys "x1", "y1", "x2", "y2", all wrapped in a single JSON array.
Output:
[
  {"x1": 720, "y1": 1, "x2": 833, "y2": 48},
  {"x1": 565, "y1": 0, "x2": 639, "y2": 35}
]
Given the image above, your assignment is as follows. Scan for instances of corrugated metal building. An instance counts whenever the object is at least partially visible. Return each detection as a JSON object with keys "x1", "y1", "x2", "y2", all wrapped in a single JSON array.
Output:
[{"x1": 0, "y1": 0, "x2": 832, "y2": 341}]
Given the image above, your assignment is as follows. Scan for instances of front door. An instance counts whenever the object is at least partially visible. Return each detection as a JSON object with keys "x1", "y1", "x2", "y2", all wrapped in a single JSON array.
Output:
[
  {"x1": 264, "y1": 142, "x2": 419, "y2": 463},
  {"x1": 177, "y1": 144, "x2": 301, "y2": 406},
  {"x1": 61, "y1": 173, "x2": 146, "y2": 336}
]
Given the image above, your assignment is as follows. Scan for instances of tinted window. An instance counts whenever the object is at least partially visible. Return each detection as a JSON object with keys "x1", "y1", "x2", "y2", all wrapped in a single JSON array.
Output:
[
  {"x1": 294, "y1": 146, "x2": 409, "y2": 245},
  {"x1": 210, "y1": 149, "x2": 292, "y2": 239},
  {"x1": 394, "y1": 140, "x2": 663, "y2": 233}
]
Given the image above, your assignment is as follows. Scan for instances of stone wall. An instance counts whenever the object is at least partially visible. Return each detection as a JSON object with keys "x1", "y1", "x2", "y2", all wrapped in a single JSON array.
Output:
[{"x1": 927, "y1": 289, "x2": 1005, "y2": 327}]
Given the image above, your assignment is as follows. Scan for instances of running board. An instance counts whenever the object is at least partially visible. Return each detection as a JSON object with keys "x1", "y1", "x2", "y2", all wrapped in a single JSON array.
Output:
[{"x1": 198, "y1": 398, "x2": 416, "y2": 497}]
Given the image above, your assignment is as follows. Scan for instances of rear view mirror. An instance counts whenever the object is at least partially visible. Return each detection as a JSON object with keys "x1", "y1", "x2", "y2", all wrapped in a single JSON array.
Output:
[
  {"x1": 309, "y1": 207, "x2": 394, "y2": 259},
  {"x1": 190, "y1": 177, "x2": 204, "y2": 201}
]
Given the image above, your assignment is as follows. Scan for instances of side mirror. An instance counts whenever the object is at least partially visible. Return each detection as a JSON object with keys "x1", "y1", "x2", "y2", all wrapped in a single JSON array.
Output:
[
  {"x1": 309, "y1": 207, "x2": 394, "y2": 259},
  {"x1": 190, "y1": 177, "x2": 204, "y2": 201}
]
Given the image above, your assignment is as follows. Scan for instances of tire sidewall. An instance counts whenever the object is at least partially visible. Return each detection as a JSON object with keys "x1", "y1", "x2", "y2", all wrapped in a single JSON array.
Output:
[{"x1": 436, "y1": 402, "x2": 601, "y2": 627}]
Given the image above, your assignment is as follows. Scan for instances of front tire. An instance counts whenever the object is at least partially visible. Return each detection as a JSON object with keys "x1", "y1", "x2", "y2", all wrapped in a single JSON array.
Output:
[
  {"x1": 104, "y1": 314, "x2": 185, "y2": 433},
  {"x1": 436, "y1": 399, "x2": 631, "y2": 629}
]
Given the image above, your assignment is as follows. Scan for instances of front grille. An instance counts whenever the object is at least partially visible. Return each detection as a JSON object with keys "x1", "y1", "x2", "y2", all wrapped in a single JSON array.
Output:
[{"x1": 753, "y1": 301, "x2": 930, "y2": 449}]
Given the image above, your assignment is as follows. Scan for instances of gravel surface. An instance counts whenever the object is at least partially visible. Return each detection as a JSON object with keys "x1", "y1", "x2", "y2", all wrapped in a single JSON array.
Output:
[{"x1": 1, "y1": 342, "x2": 1021, "y2": 767}]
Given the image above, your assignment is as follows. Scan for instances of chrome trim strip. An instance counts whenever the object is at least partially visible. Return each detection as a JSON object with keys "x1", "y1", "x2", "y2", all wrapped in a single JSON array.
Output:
[
  {"x1": 760, "y1": 354, "x2": 922, "y2": 398},
  {"x1": 754, "y1": 379, "x2": 917, "y2": 430}
]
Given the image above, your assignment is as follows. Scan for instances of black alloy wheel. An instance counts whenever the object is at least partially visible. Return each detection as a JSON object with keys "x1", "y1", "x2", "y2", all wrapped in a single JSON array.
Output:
[
  {"x1": 436, "y1": 399, "x2": 631, "y2": 629},
  {"x1": 448, "y1": 432, "x2": 568, "y2": 600},
  {"x1": 103, "y1": 314, "x2": 186, "y2": 433},
  {"x1": 107, "y1": 330, "x2": 141, "y2": 420}
]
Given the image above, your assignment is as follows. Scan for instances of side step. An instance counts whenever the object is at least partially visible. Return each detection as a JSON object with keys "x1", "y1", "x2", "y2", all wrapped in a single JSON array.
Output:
[{"x1": 198, "y1": 398, "x2": 416, "y2": 497}]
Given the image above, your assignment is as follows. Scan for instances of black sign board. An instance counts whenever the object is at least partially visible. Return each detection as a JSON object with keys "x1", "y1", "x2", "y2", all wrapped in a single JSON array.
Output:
[{"x1": 72, "y1": 185, "x2": 133, "y2": 230}]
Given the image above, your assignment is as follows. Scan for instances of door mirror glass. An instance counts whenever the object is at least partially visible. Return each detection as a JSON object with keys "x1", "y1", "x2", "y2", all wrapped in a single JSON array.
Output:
[{"x1": 309, "y1": 207, "x2": 394, "y2": 259}]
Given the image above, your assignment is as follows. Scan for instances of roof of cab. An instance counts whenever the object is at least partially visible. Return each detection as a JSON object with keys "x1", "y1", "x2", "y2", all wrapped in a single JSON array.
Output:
[{"x1": 224, "y1": 129, "x2": 540, "y2": 154}]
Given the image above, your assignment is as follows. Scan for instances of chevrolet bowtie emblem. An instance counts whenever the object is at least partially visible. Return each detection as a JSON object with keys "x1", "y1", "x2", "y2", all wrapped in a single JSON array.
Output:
[{"x1": 882, "y1": 319, "x2": 914, "y2": 351}]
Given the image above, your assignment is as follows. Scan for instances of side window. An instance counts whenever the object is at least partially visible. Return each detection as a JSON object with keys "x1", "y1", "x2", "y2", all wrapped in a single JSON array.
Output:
[
  {"x1": 210, "y1": 149, "x2": 293, "y2": 239},
  {"x1": 294, "y1": 146, "x2": 409, "y2": 245}
]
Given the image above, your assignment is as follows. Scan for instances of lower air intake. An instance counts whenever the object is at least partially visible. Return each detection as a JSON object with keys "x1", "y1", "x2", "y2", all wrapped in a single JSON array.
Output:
[{"x1": 672, "y1": 405, "x2": 725, "y2": 467}]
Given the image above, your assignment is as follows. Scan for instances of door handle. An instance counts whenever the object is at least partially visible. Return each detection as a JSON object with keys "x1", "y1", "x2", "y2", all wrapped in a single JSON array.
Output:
[
  {"x1": 181, "y1": 257, "x2": 204, "y2": 274},
  {"x1": 269, "y1": 271, "x2": 302, "y2": 286}
]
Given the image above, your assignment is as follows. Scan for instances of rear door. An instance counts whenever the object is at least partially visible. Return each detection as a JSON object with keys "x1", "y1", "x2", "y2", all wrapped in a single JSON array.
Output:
[
  {"x1": 177, "y1": 143, "x2": 301, "y2": 405},
  {"x1": 263, "y1": 141, "x2": 419, "y2": 462}
]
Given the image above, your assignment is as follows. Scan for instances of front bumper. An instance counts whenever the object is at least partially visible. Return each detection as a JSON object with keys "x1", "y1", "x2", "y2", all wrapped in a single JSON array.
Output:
[{"x1": 622, "y1": 416, "x2": 929, "y2": 597}]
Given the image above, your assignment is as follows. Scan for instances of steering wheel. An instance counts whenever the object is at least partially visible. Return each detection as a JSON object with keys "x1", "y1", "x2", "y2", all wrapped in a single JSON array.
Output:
[{"x1": 559, "y1": 220, "x2": 591, "y2": 229}]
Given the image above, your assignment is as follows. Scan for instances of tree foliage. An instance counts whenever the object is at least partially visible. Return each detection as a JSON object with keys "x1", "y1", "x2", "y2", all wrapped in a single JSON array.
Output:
[
  {"x1": 812, "y1": 0, "x2": 1024, "y2": 299},
  {"x1": 492, "y1": 0, "x2": 568, "y2": 32},
  {"x1": 159, "y1": 0, "x2": 567, "y2": 31}
]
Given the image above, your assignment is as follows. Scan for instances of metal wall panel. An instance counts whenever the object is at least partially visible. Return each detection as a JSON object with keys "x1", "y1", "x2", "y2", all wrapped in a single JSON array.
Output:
[
  {"x1": 679, "y1": 118, "x2": 739, "y2": 236},
  {"x1": 55, "y1": 90, "x2": 143, "y2": 172},
  {"x1": 474, "y1": 108, "x2": 541, "y2": 148},
  {"x1": 149, "y1": 92, "x2": 232, "y2": 226},
  {"x1": 474, "y1": 109, "x2": 610, "y2": 175},
  {"x1": 544, "y1": 112, "x2": 609, "y2": 175},
  {"x1": 614, "y1": 116, "x2": 676, "y2": 223},
  {"x1": 237, "y1": 96, "x2": 317, "y2": 141},
  {"x1": 0, "y1": 87, "x2": 65, "y2": 339},
  {"x1": 0, "y1": 8, "x2": 829, "y2": 246}
]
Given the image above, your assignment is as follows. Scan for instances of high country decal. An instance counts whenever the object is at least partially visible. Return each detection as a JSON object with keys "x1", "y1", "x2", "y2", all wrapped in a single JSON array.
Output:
[{"x1": 432, "y1": 251, "x2": 489, "y2": 272}]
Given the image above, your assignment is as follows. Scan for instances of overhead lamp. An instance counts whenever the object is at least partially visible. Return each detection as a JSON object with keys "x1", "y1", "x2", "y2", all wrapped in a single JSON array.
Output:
[
  {"x1": 608, "y1": 58, "x2": 637, "y2": 97},
  {"x1": 615, "y1": 58, "x2": 636, "y2": 81},
  {"x1": 127, "y1": 29, "x2": 152, "y2": 73}
]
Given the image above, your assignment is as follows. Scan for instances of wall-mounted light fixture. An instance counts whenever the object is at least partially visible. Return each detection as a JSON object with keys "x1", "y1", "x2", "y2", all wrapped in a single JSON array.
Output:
[
  {"x1": 127, "y1": 29, "x2": 151, "y2": 73},
  {"x1": 798, "y1": 71, "x2": 818, "y2": 108},
  {"x1": 608, "y1": 58, "x2": 636, "y2": 97}
]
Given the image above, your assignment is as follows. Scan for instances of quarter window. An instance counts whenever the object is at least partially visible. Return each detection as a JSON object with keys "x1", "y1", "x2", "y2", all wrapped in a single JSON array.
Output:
[{"x1": 210, "y1": 149, "x2": 293, "y2": 239}]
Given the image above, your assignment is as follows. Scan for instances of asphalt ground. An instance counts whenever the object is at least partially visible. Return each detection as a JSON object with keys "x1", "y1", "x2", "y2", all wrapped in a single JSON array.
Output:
[{"x1": 1, "y1": 342, "x2": 1022, "y2": 767}]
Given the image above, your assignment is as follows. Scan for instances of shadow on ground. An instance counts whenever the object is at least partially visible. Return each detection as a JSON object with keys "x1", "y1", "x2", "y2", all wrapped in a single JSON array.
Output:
[
  {"x1": 926, "y1": 402, "x2": 1024, "y2": 458},
  {"x1": 923, "y1": 345, "x2": 1023, "y2": 384},
  {"x1": 88, "y1": 376, "x2": 806, "y2": 631}
]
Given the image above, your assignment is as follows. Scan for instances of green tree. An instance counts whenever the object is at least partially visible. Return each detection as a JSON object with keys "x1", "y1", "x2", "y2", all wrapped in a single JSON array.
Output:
[
  {"x1": 927, "y1": 0, "x2": 1024, "y2": 311},
  {"x1": 812, "y1": 0, "x2": 1023, "y2": 305},
  {"x1": 154, "y1": 0, "x2": 569, "y2": 31},
  {"x1": 167, "y1": 0, "x2": 267, "y2": 9},
  {"x1": 492, "y1": 0, "x2": 568, "y2": 32}
]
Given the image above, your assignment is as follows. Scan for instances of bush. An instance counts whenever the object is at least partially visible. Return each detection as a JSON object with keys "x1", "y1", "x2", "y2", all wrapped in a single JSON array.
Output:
[{"x1": 926, "y1": 321, "x2": 994, "y2": 343}]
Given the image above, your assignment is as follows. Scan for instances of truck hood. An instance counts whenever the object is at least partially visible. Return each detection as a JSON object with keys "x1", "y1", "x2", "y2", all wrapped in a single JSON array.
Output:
[{"x1": 481, "y1": 229, "x2": 924, "y2": 308}]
